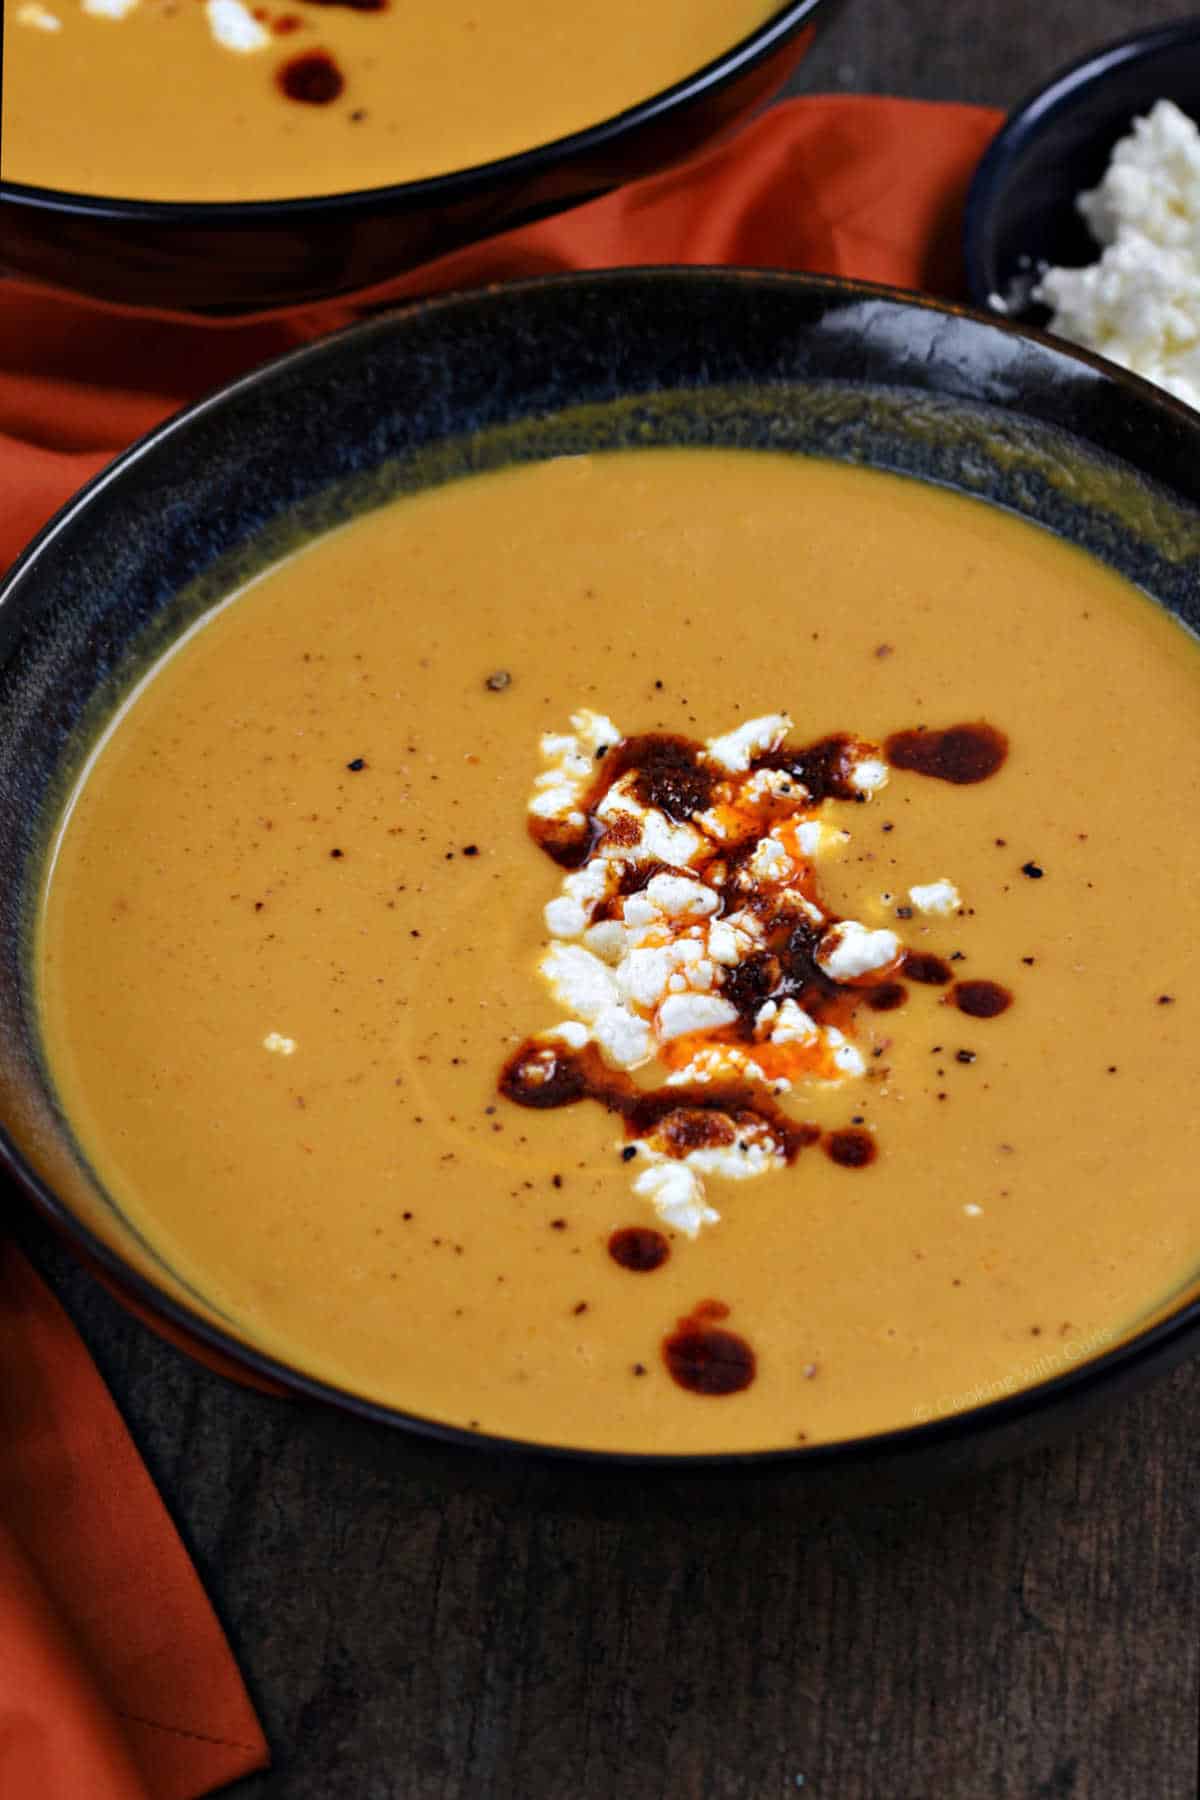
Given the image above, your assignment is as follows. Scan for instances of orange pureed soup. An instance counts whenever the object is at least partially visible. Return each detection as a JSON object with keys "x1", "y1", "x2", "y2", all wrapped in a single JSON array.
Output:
[
  {"x1": 36, "y1": 450, "x2": 1200, "y2": 1453},
  {"x1": 2, "y1": 0, "x2": 777, "y2": 201}
]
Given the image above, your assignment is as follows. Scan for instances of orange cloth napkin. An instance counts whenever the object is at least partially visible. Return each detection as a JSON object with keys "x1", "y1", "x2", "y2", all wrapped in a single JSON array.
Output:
[
  {"x1": 0, "y1": 96, "x2": 1000, "y2": 569},
  {"x1": 0, "y1": 94, "x2": 1001, "y2": 1800},
  {"x1": 0, "y1": 1246, "x2": 270, "y2": 1800}
]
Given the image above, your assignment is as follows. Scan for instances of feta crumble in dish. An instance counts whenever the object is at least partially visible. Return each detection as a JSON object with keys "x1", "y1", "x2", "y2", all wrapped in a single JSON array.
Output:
[{"x1": 1034, "y1": 99, "x2": 1200, "y2": 411}]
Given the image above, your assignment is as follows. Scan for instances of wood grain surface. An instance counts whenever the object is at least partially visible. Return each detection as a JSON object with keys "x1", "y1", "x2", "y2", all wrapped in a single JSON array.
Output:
[{"x1": 11, "y1": 2, "x2": 1199, "y2": 1795}]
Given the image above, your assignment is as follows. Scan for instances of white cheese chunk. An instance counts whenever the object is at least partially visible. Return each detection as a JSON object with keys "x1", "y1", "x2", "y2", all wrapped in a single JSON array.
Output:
[
  {"x1": 1035, "y1": 100, "x2": 1200, "y2": 411},
  {"x1": 644, "y1": 873, "x2": 718, "y2": 918},
  {"x1": 656, "y1": 992, "x2": 739, "y2": 1042},
  {"x1": 769, "y1": 998, "x2": 818, "y2": 1045},
  {"x1": 548, "y1": 1021, "x2": 590, "y2": 1050},
  {"x1": 816, "y1": 920, "x2": 901, "y2": 981},
  {"x1": 591, "y1": 1005, "x2": 653, "y2": 1070},
  {"x1": 540, "y1": 944, "x2": 621, "y2": 1022},
  {"x1": 544, "y1": 894, "x2": 589, "y2": 938},
  {"x1": 848, "y1": 756, "x2": 888, "y2": 793},
  {"x1": 206, "y1": 0, "x2": 270, "y2": 51},
  {"x1": 16, "y1": 2, "x2": 62, "y2": 27},
  {"x1": 909, "y1": 878, "x2": 961, "y2": 916},
  {"x1": 632, "y1": 1161, "x2": 720, "y2": 1237},
  {"x1": 582, "y1": 919, "x2": 627, "y2": 963},
  {"x1": 704, "y1": 713, "x2": 792, "y2": 773},
  {"x1": 747, "y1": 835, "x2": 794, "y2": 883}
]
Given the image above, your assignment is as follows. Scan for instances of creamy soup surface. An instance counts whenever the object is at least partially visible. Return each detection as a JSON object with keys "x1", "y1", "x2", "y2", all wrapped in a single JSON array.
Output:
[
  {"x1": 36, "y1": 450, "x2": 1200, "y2": 1453},
  {"x1": 2, "y1": 0, "x2": 777, "y2": 201}
]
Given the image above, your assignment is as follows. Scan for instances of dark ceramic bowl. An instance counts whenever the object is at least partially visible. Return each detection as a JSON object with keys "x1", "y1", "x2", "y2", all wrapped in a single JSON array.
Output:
[
  {"x1": 964, "y1": 15, "x2": 1200, "y2": 324},
  {"x1": 3, "y1": 270, "x2": 1200, "y2": 1507},
  {"x1": 0, "y1": 0, "x2": 830, "y2": 317}
]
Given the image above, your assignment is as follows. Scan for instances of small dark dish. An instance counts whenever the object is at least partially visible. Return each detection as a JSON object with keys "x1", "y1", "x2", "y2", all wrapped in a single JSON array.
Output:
[
  {"x1": 0, "y1": 0, "x2": 830, "y2": 316},
  {"x1": 964, "y1": 15, "x2": 1200, "y2": 323},
  {"x1": 2, "y1": 270, "x2": 1200, "y2": 1508}
]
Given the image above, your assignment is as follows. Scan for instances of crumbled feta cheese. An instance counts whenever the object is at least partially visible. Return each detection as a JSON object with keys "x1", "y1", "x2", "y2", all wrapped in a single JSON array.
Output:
[
  {"x1": 549, "y1": 1021, "x2": 590, "y2": 1050},
  {"x1": 582, "y1": 919, "x2": 627, "y2": 962},
  {"x1": 742, "y1": 767, "x2": 806, "y2": 805},
  {"x1": 826, "y1": 1028, "x2": 866, "y2": 1078},
  {"x1": 705, "y1": 713, "x2": 792, "y2": 773},
  {"x1": 644, "y1": 873, "x2": 718, "y2": 918},
  {"x1": 779, "y1": 888, "x2": 826, "y2": 927},
  {"x1": 769, "y1": 998, "x2": 818, "y2": 1045},
  {"x1": 848, "y1": 756, "x2": 888, "y2": 793},
  {"x1": 566, "y1": 861, "x2": 610, "y2": 905},
  {"x1": 522, "y1": 707, "x2": 960, "y2": 1236},
  {"x1": 263, "y1": 1032, "x2": 296, "y2": 1056},
  {"x1": 635, "y1": 809, "x2": 704, "y2": 868},
  {"x1": 909, "y1": 878, "x2": 961, "y2": 916},
  {"x1": 17, "y1": 2, "x2": 62, "y2": 28},
  {"x1": 747, "y1": 835, "x2": 794, "y2": 883},
  {"x1": 685, "y1": 1136, "x2": 784, "y2": 1180},
  {"x1": 207, "y1": 0, "x2": 271, "y2": 47},
  {"x1": 620, "y1": 892, "x2": 662, "y2": 931},
  {"x1": 529, "y1": 783, "x2": 583, "y2": 825},
  {"x1": 591, "y1": 1006, "x2": 654, "y2": 1070},
  {"x1": 573, "y1": 710, "x2": 621, "y2": 757},
  {"x1": 657, "y1": 992, "x2": 739, "y2": 1042},
  {"x1": 816, "y1": 920, "x2": 901, "y2": 981},
  {"x1": 81, "y1": 0, "x2": 138, "y2": 14},
  {"x1": 540, "y1": 944, "x2": 621, "y2": 1021},
  {"x1": 545, "y1": 894, "x2": 589, "y2": 938},
  {"x1": 1035, "y1": 100, "x2": 1200, "y2": 410},
  {"x1": 706, "y1": 919, "x2": 743, "y2": 965},
  {"x1": 530, "y1": 710, "x2": 622, "y2": 827},
  {"x1": 205, "y1": 0, "x2": 269, "y2": 49},
  {"x1": 665, "y1": 1045, "x2": 772, "y2": 1087},
  {"x1": 632, "y1": 1161, "x2": 720, "y2": 1237},
  {"x1": 618, "y1": 945, "x2": 680, "y2": 1008},
  {"x1": 595, "y1": 776, "x2": 703, "y2": 867},
  {"x1": 721, "y1": 907, "x2": 764, "y2": 944}
]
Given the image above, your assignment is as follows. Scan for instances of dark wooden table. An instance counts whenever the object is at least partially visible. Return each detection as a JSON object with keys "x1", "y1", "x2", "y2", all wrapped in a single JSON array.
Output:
[{"x1": 13, "y1": 3, "x2": 1199, "y2": 1795}]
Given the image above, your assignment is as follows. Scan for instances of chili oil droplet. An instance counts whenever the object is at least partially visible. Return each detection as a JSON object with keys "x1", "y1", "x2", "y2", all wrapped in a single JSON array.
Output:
[
  {"x1": 902, "y1": 951, "x2": 953, "y2": 986},
  {"x1": 608, "y1": 1227, "x2": 670, "y2": 1273},
  {"x1": 865, "y1": 981, "x2": 907, "y2": 1012},
  {"x1": 278, "y1": 49, "x2": 344, "y2": 103},
  {"x1": 885, "y1": 723, "x2": 1008, "y2": 784},
  {"x1": 953, "y1": 980, "x2": 1012, "y2": 1018},
  {"x1": 663, "y1": 1311, "x2": 755, "y2": 1396},
  {"x1": 825, "y1": 1128, "x2": 877, "y2": 1168}
]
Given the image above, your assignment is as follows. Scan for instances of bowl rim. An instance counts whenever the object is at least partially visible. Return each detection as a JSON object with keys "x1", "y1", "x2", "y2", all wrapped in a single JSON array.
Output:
[
  {"x1": 963, "y1": 11, "x2": 1200, "y2": 311},
  {"x1": 6, "y1": 264, "x2": 1200, "y2": 1474},
  {"x1": 0, "y1": 0, "x2": 823, "y2": 224}
]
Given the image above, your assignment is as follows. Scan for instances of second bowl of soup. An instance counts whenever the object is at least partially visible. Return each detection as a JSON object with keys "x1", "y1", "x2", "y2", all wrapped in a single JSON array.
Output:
[{"x1": 0, "y1": 0, "x2": 830, "y2": 311}]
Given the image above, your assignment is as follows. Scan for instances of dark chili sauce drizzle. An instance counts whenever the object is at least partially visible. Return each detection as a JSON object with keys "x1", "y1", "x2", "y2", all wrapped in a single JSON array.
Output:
[
  {"x1": 500, "y1": 1040, "x2": 821, "y2": 1165},
  {"x1": 274, "y1": 0, "x2": 389, "y2": 107},
  {"x1": 608, "y1": 1227, "x2": 670, "y2": 1272},
  {"x1": 885, "y1": 722, "x2": 1008, "y2": 785},
  {"x1": 277, "y1": 49, "x2": 344, "y2": 103},
  {"x1": 505, "y1": 721, "x2": 1012, "y2": 1396},
  {"x1": 664, "y1": 1300, "x2": 755, "y2": 1396}
]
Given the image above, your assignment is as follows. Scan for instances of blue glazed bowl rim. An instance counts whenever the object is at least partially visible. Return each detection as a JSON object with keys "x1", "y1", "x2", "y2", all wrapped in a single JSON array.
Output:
[
  {"x1": 0, "y1": 0, "x2": 823, "y2": 225},
  {"x1": 5, "y1": 265, "x2": 1200, "y2": 1477},
  {"x1": 963, "y1": 12, "x2": 1200, "y2": 312}
]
